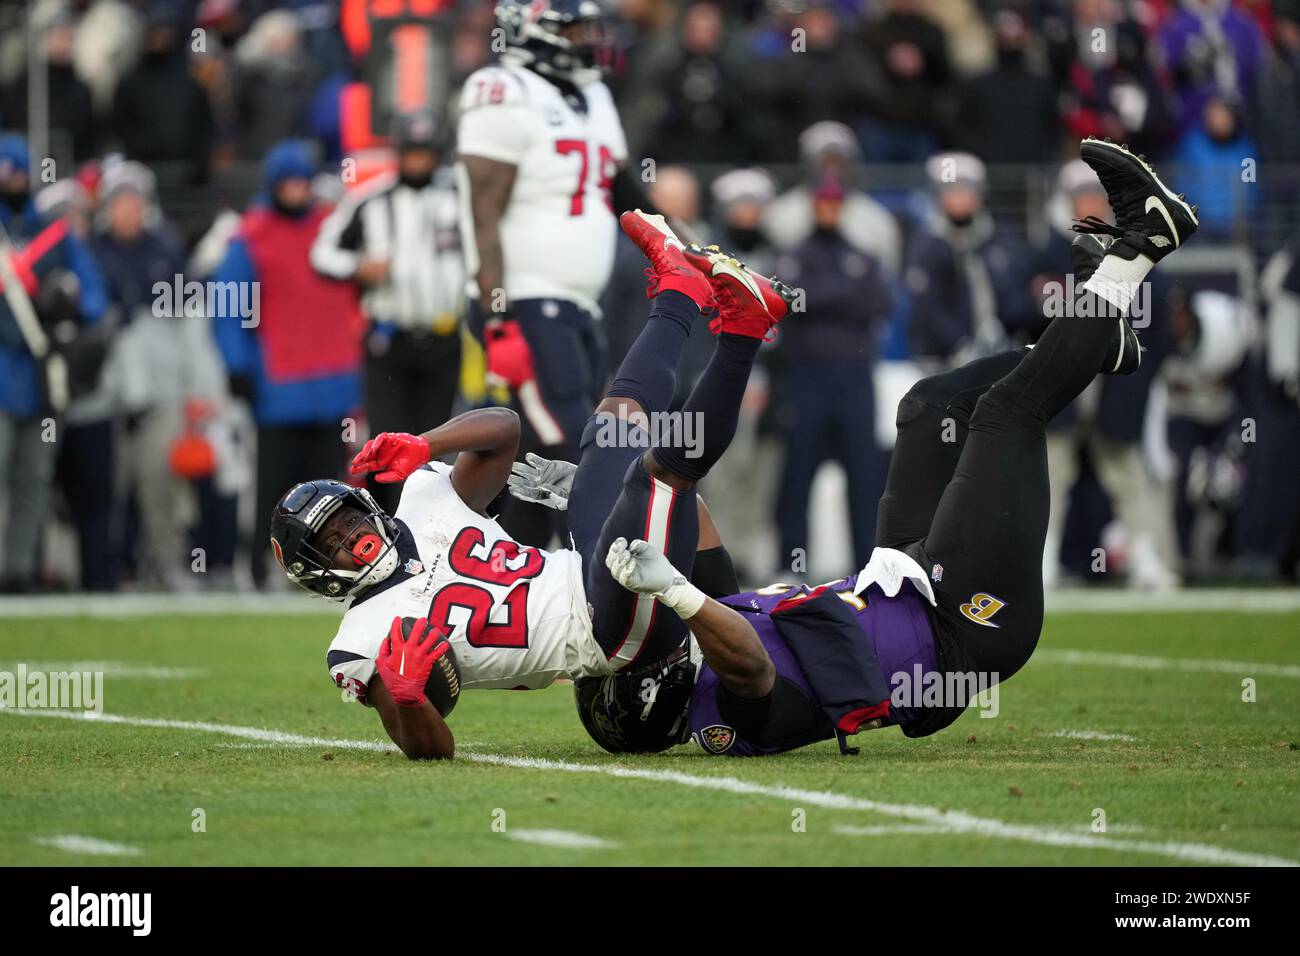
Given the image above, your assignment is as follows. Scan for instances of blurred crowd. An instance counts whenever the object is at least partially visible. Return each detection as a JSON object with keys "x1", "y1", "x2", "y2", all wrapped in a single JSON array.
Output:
[{"x1": 0, "y1": 0, "x2": 1298, "y2": 594}]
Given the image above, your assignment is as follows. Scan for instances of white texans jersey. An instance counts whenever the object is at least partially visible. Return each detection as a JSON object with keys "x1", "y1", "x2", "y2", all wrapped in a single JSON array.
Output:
[
  {"x1": 327, "y1": 463, "x2": 610, "y2": 705},
  {"x1": 456, "y1": 62, "x2": 628, "y2": 314}
]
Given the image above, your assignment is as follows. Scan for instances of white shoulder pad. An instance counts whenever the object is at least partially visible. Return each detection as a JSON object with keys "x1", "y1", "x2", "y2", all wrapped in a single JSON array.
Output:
[
  {"x1": 852, "y1": 547, "x2": 937, "y2": 606},
  {"x1": 457, "y1": 69, "x2": 536, "y2": 165},
  {"x1": 393, "y1": 461, "x2": 466, "y2": 528},
  {"x1": 459, "y1": 66, "x2": 530, "y2": 113}
]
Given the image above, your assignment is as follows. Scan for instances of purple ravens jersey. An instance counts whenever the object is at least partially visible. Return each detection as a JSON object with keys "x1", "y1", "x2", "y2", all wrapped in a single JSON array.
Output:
[{"x1": 688, "y1": 575, "x2": 939, "y2": 756}]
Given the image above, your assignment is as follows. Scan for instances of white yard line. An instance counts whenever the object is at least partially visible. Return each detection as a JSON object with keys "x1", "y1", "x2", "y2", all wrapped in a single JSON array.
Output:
[
  {"x1": 504, "y1": 829, "x2": 618, "y2": 850},
  {"x1": 212, "y1": 739, "x2": 484, "y2": 750},
  {"x1": 2, "y1": 709, "x2": 396, "y2": 751},
  {"x1": 3, "y1": 708, "x2": 1294, "y2": 868},
  {"x1": 836, "y1": 822, "x2": 1148, "y2": 839},
  {"x1": 32, "y1": 835, "x2": 142, "y2": 857},
  {"x1": 465, "y1": 753, "x2": 1295, "y2": 867},
  {"x1": 1036, "y1": 649, "x2": 1300, "y2": 678},
  {"x1": 1, "y1": 588, "x2": 1298, "y2": 617},
  {"x1": 833, "y1": 824, "x2": 956, "y2": 837},
  {"x1": 1050, "y1": 730, "x2": 1137, "y2": 741}
]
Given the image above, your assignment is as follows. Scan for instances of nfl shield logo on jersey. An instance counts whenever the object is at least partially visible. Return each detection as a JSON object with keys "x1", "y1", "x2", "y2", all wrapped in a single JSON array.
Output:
[
  {"x1": 699, "y1": 724, "x2": 735, "y2": 754},
  {"x1": 931, "y1": 563, "x2": 944, "y2": 583},
  {"x1": 403, "y1": 558, "x2": 424, "y2": 576}
]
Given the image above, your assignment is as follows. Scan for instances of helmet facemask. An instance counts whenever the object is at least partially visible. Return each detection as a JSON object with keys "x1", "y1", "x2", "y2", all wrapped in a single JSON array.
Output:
[{"x1": 272, "y1": 483, "x2": 401, "y2": 600}]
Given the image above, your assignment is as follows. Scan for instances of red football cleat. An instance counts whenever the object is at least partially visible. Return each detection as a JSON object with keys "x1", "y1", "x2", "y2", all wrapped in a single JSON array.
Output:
[
  {"x1": 684, "y1": 244, "x2": 795, "y2": 340},
  {"x1": 619, "y1": 210, "x2": 713, "y2": 310},
  {"x1": 681, "y1": 242, "x2": 732, "y2": 276}
]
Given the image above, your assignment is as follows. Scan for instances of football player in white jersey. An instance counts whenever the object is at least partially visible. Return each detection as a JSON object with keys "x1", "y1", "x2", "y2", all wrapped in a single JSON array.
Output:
[
  {"x1": 457, "y1": 0, "x2": 678, "y2": 547},
  {"x1": 270, "y1": 210, "x2": 795, "y2": 759}
]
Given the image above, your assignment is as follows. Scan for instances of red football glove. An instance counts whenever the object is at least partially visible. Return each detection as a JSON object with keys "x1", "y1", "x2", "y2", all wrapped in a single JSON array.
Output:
[
  {"x1": 376, "y1": 617, "x2": 452, "y2": 707},
  {"x1": 484, "y1": 318, "x2": 536, "y2": 390},
  {"x1": 350, "y1": 432, "x2": 430, "y2": 483}
]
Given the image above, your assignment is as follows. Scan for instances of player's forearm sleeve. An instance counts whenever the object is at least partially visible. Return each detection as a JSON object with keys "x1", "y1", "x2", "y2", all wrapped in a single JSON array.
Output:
[{"x1": 691, "y1": 546, "x2": 739, "y2": 599}]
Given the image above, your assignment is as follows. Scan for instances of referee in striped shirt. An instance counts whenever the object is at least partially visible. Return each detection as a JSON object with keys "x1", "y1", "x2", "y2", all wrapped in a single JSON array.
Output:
[{"x1": 312, "y1": 112, "x2": 466, "y2": 512}]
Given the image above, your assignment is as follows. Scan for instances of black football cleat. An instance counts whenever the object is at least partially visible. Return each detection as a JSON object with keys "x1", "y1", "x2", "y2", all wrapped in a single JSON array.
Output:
[
  {"x1": 1072, "y1": 233, "x2": 1143, "y2": 376},
  {"x1": 1073, "y1": 138, "x2": 1198, "y2": 264},
  {"x1": 1070, "y1": 230, "x2": 1105, "y2": 284}
]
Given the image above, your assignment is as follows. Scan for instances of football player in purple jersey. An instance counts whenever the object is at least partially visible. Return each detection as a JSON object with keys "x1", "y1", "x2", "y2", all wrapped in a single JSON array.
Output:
[{"x1": 520, "y1": 141, "x2": 1199, "y2": 755}]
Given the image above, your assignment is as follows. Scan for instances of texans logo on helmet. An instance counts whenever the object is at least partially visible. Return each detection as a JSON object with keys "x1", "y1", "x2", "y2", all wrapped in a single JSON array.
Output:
[{"x1": 699, "y1": 724, "x2": 735, "y2": 754}]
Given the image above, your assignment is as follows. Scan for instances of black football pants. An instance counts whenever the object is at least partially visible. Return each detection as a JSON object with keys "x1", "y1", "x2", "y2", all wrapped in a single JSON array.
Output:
[{"x1": 878, "y1": 289, "x2": 1120, "y2": 682}]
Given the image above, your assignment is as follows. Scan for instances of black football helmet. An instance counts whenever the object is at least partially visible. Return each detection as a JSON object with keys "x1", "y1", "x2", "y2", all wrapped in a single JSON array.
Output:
[
  {"x1": 494, "y1": 0, "x2": 611, "y2": 84},
  {"x1": 574, "y1": 650, "x2": 695, "y2": 754},
  {"x1": 269, "y1": 479, "x2": 400, "y2": 600}
]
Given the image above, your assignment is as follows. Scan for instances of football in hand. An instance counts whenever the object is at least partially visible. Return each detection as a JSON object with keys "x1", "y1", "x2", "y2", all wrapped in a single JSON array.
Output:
[{"x1": 399, "y1": 616, "x2": 461, "y2": 717}]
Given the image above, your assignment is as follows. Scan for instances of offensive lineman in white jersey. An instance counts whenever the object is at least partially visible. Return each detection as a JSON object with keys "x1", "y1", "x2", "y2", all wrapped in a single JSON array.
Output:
[
  {"x1": 269, "y1": 210, "x2": 796, "y2": 760},
  {"x1": 457, "y1": 0, "x2": 676, "y2": 547}
]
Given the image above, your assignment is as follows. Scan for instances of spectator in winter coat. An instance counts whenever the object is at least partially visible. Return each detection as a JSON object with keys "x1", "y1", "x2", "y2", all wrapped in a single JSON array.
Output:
[
  {"x1": 211, "y1": 140, "x2": 363, "y2": 588},
  {"x1": 0, "y1": 133, "x2": 108, "y2": 591},
  {"x1": 1251, "y1": 0, "x2": 1300, "y2": 254},
  {"x1": 1158, "y1": 0, "x2": 1265, "y2": 137},
  {"x1": 773, "y1": 174, "x2": 893, "y2": 573},
  {"x1": 1169, "y1": 97, "x2": 1258, "y2": 240},
  {"x1": 903, "y1": 152, "x2": 1034, "y2": 370},
  {"x1": 699, "y1": 167, "x2": 781, "y2": 581},
  {"x1": 628, "y1": 1, "x2": 757, "y2": 163},
  {"x1": 231, "y1": 10, "x2": 320, "y2": 160},
  {"x1": 764, "y1": 121, "x2": 902, "y2": 279},
  {"x1": 90, "y1": 160, "x2": 195, "y2": 590},
  {"x1": 953, "y1": 8, "x2": 1061, "y2": 166},
  {"x1": 747, "y1": 3, "x2": 880, "y2": 164},
  {"x1": 2, "y1": 11, "x2": 97, "y2": 163},
  {"x1": 1061, "y1": 13, "x2": 1177, "y2": 158},
  {"x1": 111, "y1": 7, "x2": 215, "y2": 185},
  {"x1": 858, "y1": 0, "x2": 953, "y2": 162}
]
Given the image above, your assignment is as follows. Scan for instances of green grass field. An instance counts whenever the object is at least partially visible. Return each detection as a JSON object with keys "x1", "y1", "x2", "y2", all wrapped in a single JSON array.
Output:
[{"x1": 1, "y1": 605, "x2": 1297, "y2": 866}]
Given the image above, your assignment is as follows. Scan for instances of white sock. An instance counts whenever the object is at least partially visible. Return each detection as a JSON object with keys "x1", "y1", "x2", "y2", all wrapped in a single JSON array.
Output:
[
  {"x1": 1081, "y1": 253, "x2": 1153, "y2": 315},
  {"x1": 656, "y1": 575, "x2": 707, "y2": 620}
]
